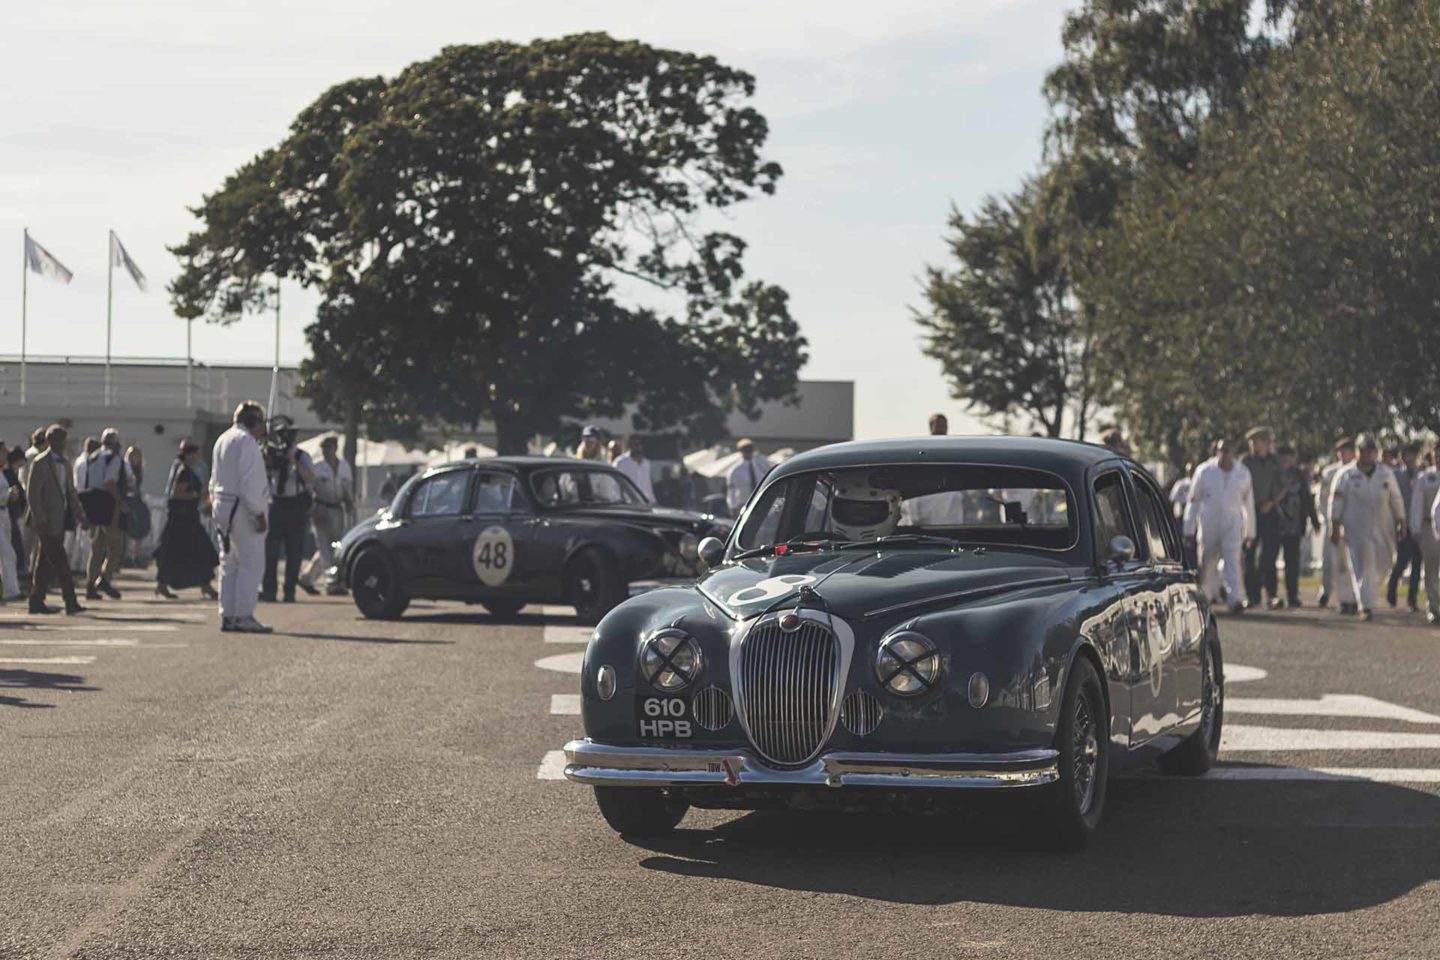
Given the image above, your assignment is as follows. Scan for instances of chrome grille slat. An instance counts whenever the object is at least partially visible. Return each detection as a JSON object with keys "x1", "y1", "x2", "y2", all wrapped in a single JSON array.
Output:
[{"x1": 737, "y1": 616, "x2": 841, "y2": 767}]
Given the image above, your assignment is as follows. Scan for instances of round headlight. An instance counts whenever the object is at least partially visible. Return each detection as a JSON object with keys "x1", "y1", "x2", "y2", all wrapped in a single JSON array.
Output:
[
  {"x1": 641, "y1": 630, "x2": 703, "y2": 692},
  {"x1": 967, "y1": 671, "x2": 990, "y2": 709},
  {"x1": 876, "y1": 631, "x2": 941, "y2": 696},
  {"x1": 596, "y1": 664, "x2": 617, "y2": 701},
  {"x1": 678, "y1": 533, "x2": 700, "y2": 562}
]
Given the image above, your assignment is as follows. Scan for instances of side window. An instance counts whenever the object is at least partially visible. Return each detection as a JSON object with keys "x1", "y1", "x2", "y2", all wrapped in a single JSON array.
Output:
[
  {"x1": 534, "y1": 471, "x2": 581, "y2": 506},
  {"x1": 410, "y1": 471, "x2": 470, "y2": 518},
  {"x1": 737, "y1": 481, "x2": 788, "y2": 550},
  {"x1": 1093, "y1": 471, "x2": 1137, "y2": 556},
  {"x1": 473, "y1": 473, "x2": 519, "y2": 513},
  {"x1": 1134, "y1": 475, "x2": 1181, "y2": 562}
]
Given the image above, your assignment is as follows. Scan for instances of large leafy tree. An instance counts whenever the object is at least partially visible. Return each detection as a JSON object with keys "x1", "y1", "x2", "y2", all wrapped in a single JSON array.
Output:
[
  {"x1": 171, "y1": 35, "x2": 806, "y2": 454},
  {"x1": 916, "y1": 184, "x2": 1097, "y2": 439}
]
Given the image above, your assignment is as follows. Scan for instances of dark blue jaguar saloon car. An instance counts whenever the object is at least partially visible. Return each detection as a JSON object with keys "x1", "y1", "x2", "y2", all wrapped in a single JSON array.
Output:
[{"x1": 561, "y1": 437, "x2": 1224, "y2": 849}]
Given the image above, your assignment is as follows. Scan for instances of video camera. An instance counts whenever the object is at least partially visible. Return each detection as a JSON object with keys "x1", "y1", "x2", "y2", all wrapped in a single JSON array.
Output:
[{"x1": 263, "y1": 414, "x2": 299, "y2": 476}]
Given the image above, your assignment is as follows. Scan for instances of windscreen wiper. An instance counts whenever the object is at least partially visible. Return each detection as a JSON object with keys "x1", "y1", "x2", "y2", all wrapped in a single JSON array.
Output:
[
  {"x1": 835, "y1": 533, "x2": 963, "y2": 551},
  {"x1": 732, "y1": 535, "x2": 844, "y2": 561}
]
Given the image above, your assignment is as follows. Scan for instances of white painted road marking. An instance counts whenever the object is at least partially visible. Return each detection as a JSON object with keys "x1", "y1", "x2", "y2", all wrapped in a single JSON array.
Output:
[
  {"x1": 1228, "y1": 694, "x2": 1440, "y2": 725},
  {"x1": 0, "y1": 612, "x2": 204, "y2": 623},
  {"x1": 1199, "y1": 766, "x2": 1440, "y2": 783},
  {"x1": 0, "y1": 624, "x2": 180, "y2": 632},
  {"x1": 0, "y1": 638, "x2": 188, "y2": 648},
  {"x1": 1226, "y1": 664, "x2": 1268, "y2": 684},
  {"x1": 535, "y1": 651, "x2": 584, "y2": 675},
  {"x1": 0, "y1": 656, "x2": 97, "y2": 665},
  {"x1": 551, "y1": 693, "x2": 580, "y2": 715},
  {"x1": 1223, "y1": 725, "x2": 1440, "y2": 752},
  {"x1": 536, "y1": 750, "x2": 567, "y2": 780},
  {"x1": 543, "y1": 624, "x2": 591, "y2": 645}
]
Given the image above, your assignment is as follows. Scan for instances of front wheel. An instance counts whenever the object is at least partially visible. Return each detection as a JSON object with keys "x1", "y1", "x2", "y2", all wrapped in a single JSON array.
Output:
[
  {"x1": 592, "y1": 786, "x2": 689, "y2": 837},
  {"x1": 568, "y1": 549, "x2": 626, "y2": 625},
  {"x1": 1158, "y1": 630, "x2": 1223, "y2": 776},
  {"x1": 351, "y1": 548, "x2": 409, "y2": 620},
  {"x1": 1034, "y1": 656, "x2": 1109, "y2": 850}
]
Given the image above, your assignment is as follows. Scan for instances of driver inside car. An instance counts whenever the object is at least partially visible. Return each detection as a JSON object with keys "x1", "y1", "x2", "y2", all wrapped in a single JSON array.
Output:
[{"x1": 829, "y1": 475, "x2": 903, "y2": 540}]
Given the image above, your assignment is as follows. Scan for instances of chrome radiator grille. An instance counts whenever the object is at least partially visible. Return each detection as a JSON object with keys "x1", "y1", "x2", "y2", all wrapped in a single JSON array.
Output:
[{"x1": 737, "y1": 618, "x2": 840, "y2": 766}]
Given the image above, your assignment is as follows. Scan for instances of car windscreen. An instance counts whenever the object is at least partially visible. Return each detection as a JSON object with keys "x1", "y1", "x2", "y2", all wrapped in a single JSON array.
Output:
[
  {"x1": 530, "y1": 467, "x2": 645, "y2": 507},
  {"x1": 736, "y1": 464, "x2": 1076, "y2": 552}
]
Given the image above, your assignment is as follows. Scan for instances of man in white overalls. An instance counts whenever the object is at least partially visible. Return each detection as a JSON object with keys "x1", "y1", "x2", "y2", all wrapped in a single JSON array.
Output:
[{"x1": 1330, "y1": 435, "x2": 1406, "y2": 621}]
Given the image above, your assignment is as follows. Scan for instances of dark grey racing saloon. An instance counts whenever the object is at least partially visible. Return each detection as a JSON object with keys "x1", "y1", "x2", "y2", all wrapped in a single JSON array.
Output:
[{"x1": 561, "y1": 436, "x2": 1224, "y2": 849}]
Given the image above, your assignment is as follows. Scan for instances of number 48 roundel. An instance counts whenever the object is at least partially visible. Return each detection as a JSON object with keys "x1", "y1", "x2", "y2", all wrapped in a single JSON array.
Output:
[{"x1": 472, "y1": 526, "x2": 515, "y2": 586}]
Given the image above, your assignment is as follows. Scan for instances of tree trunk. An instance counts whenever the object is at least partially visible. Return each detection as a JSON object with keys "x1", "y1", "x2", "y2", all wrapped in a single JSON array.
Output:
[
  {"x1": 492, "y1": 404, "x2": 530, "y2": 456},
  {"x1": 343, "y1": 400, "x2": 361, "y2": 469}
]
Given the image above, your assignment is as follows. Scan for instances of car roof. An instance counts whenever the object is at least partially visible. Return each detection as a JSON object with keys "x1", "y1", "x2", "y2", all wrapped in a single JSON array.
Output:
[
  {"x1": 771, "y1": 435, "x2": 1127, "y2": 482},
  {"x1": 425, "y1": 456, "x2": 619, "y2": 473}
]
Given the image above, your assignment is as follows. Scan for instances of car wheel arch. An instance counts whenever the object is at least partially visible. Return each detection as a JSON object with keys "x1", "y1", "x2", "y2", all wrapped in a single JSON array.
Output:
[{"x1": 1064, "y1": 639, "x2": 1113, "y2": 732}]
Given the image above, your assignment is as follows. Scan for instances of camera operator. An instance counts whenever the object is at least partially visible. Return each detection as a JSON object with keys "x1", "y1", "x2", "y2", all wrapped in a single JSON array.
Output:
[
  {"x1": 212, "y1": 402, "x2": 271, "y2": 633},
  {"x1": 260, "y1": 418, "x2": 316, "y2": 603}
]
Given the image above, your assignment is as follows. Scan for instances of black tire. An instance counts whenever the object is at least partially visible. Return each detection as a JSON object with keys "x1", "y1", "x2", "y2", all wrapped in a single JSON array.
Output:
[
  {"x1": 592, "y1": 786, "x2": 689, "y2": 837},
  {"x1": 1034, "y1": 656, "x2": 1110, "y2": 851},
  {"x1": 351, "y1": 548, "x2": 409, "y2": 620},
  {"x1": 567, "y1": 548, "x2": 626, "y2": 625},
  {"x1": 482, "y1": 600, "x2": 525, "y2": 619},
  {"x1": 1158, "y1": 629, "x2": 1223, "y2": 776}
]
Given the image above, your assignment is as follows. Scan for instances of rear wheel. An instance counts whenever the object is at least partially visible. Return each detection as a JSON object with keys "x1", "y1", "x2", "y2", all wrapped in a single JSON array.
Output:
[
  {"x1": 1158, "y1": 630, "x2": 1223, "y2": 776},
  {"x1": 351, "y1": 548, "x2": 409, "y2": 620},
  {"x1": 568, "y1": 549, "x2": 626, "y2": 625},
  {"x1": 1034, "y1": 656, "x2": 1109, "y2": 850},
  {"x1": 482, "y1": 600, "x2": 525, "y2": 619},
  {"x1": 592, "y1": 786, "x2": 689, "y2": 837}
]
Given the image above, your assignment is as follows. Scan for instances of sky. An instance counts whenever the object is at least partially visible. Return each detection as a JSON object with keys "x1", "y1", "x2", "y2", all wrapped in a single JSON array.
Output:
[{"x1": 0, "y1": 0, "x2": 1070, "y2": 440}]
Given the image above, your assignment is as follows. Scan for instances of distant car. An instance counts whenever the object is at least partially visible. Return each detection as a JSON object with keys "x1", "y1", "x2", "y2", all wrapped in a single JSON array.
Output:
[
  {"x1": 334, "y1": 457, "x2": 729, "y2": 624},
  {"x1": 561, "y1": 437, "x2": 1224, "y2": 849}
]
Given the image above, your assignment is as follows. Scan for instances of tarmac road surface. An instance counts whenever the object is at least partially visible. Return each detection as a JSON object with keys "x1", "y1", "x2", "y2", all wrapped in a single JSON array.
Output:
[{"x1": 3, "y1": 573, "x2": 1438, "y2": 959}]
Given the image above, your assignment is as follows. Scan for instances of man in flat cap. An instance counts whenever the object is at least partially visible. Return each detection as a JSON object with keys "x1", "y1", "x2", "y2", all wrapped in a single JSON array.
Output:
[
  {"x1": 1240, "y1": 427, "x2": 1284, "y2": 609},
  {"x1": 1330, "y1": 434, "x2": 1406, "y2": 621}
]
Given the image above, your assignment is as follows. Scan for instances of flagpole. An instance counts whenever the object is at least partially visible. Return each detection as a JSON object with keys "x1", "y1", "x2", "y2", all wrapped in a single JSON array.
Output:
[
  {"x1": 266, "y1": 277, "x2": 280, "y2": 415},
  {"x1": 186, "y1": 317, "x2": 193, "y2": 408},
  {"x1": 20, "y1": 228, "x2": 28, "y2": 406},
  {"x1": 105, "y1": 229, "x2": 114, "y2": 406}
]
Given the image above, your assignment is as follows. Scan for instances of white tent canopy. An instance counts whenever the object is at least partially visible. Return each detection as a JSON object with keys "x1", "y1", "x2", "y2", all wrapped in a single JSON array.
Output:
[
  {"x1": 298, "y1": 432, "x2": 431, "y2": 467},
  {"x1": 682, "y1": 445, "x2": 796, "y2": 478},
  {"x1": 427, "y1": 440, "x2": 498, "y2": 466}
]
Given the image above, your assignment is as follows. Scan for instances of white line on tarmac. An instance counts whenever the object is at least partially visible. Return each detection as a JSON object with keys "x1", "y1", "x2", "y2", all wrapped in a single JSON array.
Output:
[
  {"x1": 0, "y1": 655, "x2": 97, "y2": 665},
  {"x1": 0, "y1": 638, "x2": 188, "y2": 648},
  {"x1": 1226, "y1": 664, "x2": 1268, "y2": 684},
  {"x1": 538, "y1": 605, "x2": 576, "y2": 619},
  {"x1": 551, "y1": 693, "x2": 580, "y2": 715},
  {"x1": 543, "y1": 624, "x2": 591, "y2": 644},
  {"x1": 535, "y1": 651, "x2": 584, "y2": 675},
  {"x1": 536, "y1": 750, "x2": 567, "y2": 779},
  {"x1": 1223, "y1": 725, "x2": 1440, "y2": 752},
  {"x1": 0, "y1": 624, "x2": 180, "y2": 632},
  {"x1": 1228, "y1": 694, "x2": 1440, "y2": 725},
  {"x1": 0, "y1": 612, "x2": 204, "y2": 623}
]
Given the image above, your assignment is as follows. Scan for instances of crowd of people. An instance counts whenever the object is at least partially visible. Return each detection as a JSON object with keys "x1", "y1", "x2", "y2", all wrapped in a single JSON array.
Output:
[
  {"x1": 1170, "y1": 428, "x2": 1437, "y2": 623},
  {"x1": 3, "y1": 408, "x2": 355, "y2": 633}
]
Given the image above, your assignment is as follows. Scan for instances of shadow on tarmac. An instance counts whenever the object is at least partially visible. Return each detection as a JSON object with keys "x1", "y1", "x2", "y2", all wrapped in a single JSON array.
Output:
[
  {"x1": 279, "y1": 632, "x2": 454, "y2": 646},
  {"x1": 630, "y1": 774, "x2": 1440, "y2": 917},
  {"x1": 0, "y1": 669, "x2": 99, "y2": 709}
]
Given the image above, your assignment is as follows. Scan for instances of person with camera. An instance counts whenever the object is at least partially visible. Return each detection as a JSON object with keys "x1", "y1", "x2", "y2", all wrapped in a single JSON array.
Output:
[
  {"x1": 212, "y1": 402, "x2": 272, "y2": 633},
  {"x1": 260, "y1": 418, "x2": 316, "y2": 604},
  {"x1": 78, "y1": 427, "x2": 135, "y2": 600},
  {"x1": 300, "y1": 434, "x2": 353, "y2": 596}
]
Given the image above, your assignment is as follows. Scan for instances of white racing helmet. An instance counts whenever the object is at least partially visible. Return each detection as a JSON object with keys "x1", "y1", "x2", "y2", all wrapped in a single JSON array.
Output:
[{"x1": 830, "y1": 474, "x2": 902, "y2": 541}]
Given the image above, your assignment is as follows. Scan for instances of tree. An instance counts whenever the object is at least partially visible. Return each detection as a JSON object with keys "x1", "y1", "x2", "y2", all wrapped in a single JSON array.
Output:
[
  {"x1": 916, "y1": 183, "x2": 1097, "y2": 439},
  {"x1": 171, "y1": 35, "x2": 806, "y2": 454}
]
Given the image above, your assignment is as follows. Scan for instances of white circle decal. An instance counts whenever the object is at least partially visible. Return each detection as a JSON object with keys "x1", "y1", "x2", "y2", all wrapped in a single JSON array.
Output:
[
  {"x1": 472, "y1": 525, "x2": 515, "y2": 586},
  {"x1": 726, "y1": 574, "x2": 817, "y2": 607}
]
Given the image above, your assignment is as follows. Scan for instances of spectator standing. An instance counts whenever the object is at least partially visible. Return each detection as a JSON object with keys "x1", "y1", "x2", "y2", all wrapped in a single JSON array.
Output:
[
  {"x1": 1100, "y1": 426, "x2": 1133, "y2": 457},
  {"x1": 25, "y1": 424, "x2": 88, "y2": 615},
  {"x1": 1184, "y1": 438, "x2": 1256, "y2": 614},
  {"x1": 1411, "y1": 451, "x2": 1440, "y2": 624},
  {"x1": 301, "y1": 435, "x2": 354, "y2": 595},
  {"x1": 613, "y1": 437, "x2": 655, "y2": 502},
  {"x1": 5, "y1": 447, "x2": 28, "y2": 590},
  {"x1": 78, "y1": 428, "x2": 134, "y2": 600},
  {"x1": 212, "y1": 402, "x2": 272, "y2": 633},
  {"x1": 1169, "y1": 462, "x2": 1196, "y2": 521},
  {"x1": 20, "y1": 427, "x2": 46, "y2": 569},
  {"x1": 1275, "y1": 444, "x2": 1320, "y2": 607},
  {"x1": 725, "y1": 439, "x2": 771, "y2": 515},
  {"x1": 1387, "y1": 442, "x2": 1422, "y2": 610},
  {"x1": 261, "y1": 422, "x2": 316, "y2": 603},
  {"x1": 928, "y1": 413, "x2": 948, "y2": 436},
  {"x1": 1240, "y1": 426, "x2": 1285, "y2": 609},
  {"x1": 0, "y1": 442, "x2": 21, "y2": 601},
  {"x1": 69, "y1": 436, "x2": 100, "y2": 576},
  {"x1": 1330, "y1": 435, "x2": 1406, "y2": 621},
  {"x1": 575, "y1": 425, "x2": 606, "y2": 461},
  {"x1": 1318, "y1": 437, "x2": 1357, "y2": 609},
  {"x1": 154, "y1": 439, "x2": 219, "y2": 600}
]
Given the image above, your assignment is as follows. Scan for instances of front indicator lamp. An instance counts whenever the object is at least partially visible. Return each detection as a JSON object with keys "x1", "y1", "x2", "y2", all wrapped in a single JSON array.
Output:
[
  {"x1": 968, "y1": 671, "x2": 990, "y2": 709},
  {"x1": 641, "y1": 630, "x2": 703, "y2": 693},
  {"x1": 596, "y1": 664, "x2": 617, "y2": 701},
  {"x1": 876, "y1": 631, "x2": 941, "y2": 696}
]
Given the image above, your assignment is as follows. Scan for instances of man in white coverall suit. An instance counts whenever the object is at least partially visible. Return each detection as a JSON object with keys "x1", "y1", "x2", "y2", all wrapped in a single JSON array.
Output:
[
  {"x1": 1412, "y1": 452, "x2": 1440, "y2": 625},
  {"x1": 211, "y1": 402, "x2": 273, "y2": 634},
  {"x1": 1185, "y1": 438, "x2": 1256, "y2": 614},
  {"x1": 1330, "y1": 434, "x2": 1406, "y2": 621}
]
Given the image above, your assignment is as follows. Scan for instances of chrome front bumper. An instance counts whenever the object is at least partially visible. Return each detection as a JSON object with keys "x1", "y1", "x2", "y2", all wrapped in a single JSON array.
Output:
[{"x1": 562, "y1": 739, "x2": 1059, "y2": 790}]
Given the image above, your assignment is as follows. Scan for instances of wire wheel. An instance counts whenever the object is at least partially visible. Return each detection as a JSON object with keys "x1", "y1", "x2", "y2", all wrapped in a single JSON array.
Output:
[{"x1": 1071, "y1": 686, "x2": 1101, "y2": 815}]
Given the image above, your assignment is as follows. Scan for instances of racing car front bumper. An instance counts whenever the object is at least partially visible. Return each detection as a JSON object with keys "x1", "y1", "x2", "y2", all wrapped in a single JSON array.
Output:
[{"x1": 562, "y1": 739, "x2": 1059, "y2": 790}]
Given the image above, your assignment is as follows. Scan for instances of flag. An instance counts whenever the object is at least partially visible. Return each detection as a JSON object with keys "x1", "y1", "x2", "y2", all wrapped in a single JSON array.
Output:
[
  {"x1": 111, "y1": 232, "x2": 147, "y2": 291},
  {"x1": 24, "y1": 232, "x2": 74, "y2": 285}
]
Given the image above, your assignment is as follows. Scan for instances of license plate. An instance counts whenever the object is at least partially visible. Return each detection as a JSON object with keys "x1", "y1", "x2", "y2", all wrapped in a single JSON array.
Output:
[{"x1": 636, "y1": 696, "x2": 693, "y2": 739}]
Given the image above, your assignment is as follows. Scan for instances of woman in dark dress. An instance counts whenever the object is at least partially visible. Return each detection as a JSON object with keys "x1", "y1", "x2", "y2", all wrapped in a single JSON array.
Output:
[{"x1": 154, "y1": 439, "x2": 218, "y2": 600}]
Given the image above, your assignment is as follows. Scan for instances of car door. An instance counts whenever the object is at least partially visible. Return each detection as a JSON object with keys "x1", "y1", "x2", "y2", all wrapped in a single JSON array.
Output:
[
  {"x1": 1131, "y1": 469, "x2": 1203, "y2": 733},
  {"x1": 464, "y1": 470, "x2": 540, "y2": 602},
  {"x1": 389, "y1": 467, "x2": 476, "y2": 596},
  {"x1": 1092, "y1": 468, "x2": 1158, "y2": 747}
]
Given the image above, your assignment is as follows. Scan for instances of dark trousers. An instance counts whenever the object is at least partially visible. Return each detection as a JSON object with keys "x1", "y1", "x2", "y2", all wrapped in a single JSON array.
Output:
[
  {"x1": 263, "y1": 497, "x2": 309, "y2": 600},
  {"x1": 1388, "y1": 537, "x2": 1422, "y2": 607},
  {"x1": 1244, "y1": 511, "x2": 1282, "y2": 604},
  {"x1": 1280, "y1": 534, "x2": 1304, "y2": 604},
  {"x1": 30, "y1": 533, "x2": 78, "y2": 608}
]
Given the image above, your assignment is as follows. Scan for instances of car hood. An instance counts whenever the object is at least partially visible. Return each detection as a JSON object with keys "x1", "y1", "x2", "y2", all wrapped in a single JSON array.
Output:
[{"x1": 696, "y1": 548, "x2": 1074, "y2": 621}]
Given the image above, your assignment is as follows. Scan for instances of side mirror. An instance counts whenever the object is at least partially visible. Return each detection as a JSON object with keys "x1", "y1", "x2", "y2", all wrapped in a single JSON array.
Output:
[
  {"x1": 697, "y1": 536, "x2": 726, "y2": 569},
  {"x1": 1108, "y1": 535, "x2": 1136, "y2": 566}
]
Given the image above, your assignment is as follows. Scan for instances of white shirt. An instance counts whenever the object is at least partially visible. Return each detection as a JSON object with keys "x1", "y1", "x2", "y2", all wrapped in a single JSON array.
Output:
[
  {"x1": 311, "y1": 456, "x2": 354, "y2": 507},
  {"x1": 269, "y1": 448, "x2": 315, "y2": 499},
  {"x1": 1412, "y1": 469, "x2": 1440, "y2": 536},
  {"x1": 80, "y1": 447, "x2": 136, "y2": 494},
  {"x1": 902, "y1": 492, "x2": 967, "y2": 527},
  {"x1": 613, "y1": 453, "x2": 654, "y2": 502},
  {"x1": 726, "y1": 454, "x2": 772, "y2": 512},
  {"x1": 1169, "y1": 477, "x2": 1192, "y2": 521},
  {"x1": 1184, "y1": 458, "x2": 1256, "y2": 540},
  {"x1": 210, "y1": 425, "x2": 270, "y2": 521},
  {"x1": 1331, "y1": 461, "x2": 1404, "y2": 548}
]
